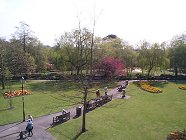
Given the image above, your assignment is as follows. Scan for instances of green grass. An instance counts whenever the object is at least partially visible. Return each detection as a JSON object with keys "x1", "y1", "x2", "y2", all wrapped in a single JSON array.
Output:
[
  {"x1": 49, "y1": 81, "x2": 186, "y2": 140},
  {"x1": 0, "y1": 80, "x2": 116, "y2": 125}
]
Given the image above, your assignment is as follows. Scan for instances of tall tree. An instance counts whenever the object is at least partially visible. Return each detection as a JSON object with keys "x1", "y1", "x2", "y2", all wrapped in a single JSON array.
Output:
[
  {"x1": 55, "y1": 29, "x2": 92, "y2": 75},
  {"x1": 12, "y1": 21, "x2": 34, "y2": 52},
  {"x1": 99, "y1": 35, "x2": 123, "y2": 58},
  {"x1": 27, "y1": 39, "x2": 48, "y2": 72},
  {"x1": 7, "y1": 40, "x2": 36, "y2": 76},
  {"x1": 120, "y1": 44, "x2": 137, "y2": 74},
  {"x1": 169, "y1": 34, "x2": 186, "y2": 76},
  {"x1": 138, "y1": 41, "x2": 166, "y2": 79},
  {"x1": 0, "y1": 38, "x2": 7, "y2": 89}
]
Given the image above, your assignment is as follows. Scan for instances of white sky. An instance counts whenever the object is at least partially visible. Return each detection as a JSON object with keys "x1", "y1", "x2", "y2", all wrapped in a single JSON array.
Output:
[{"x1": 0, "y1": 0, "x2": 186, "y2": 46}]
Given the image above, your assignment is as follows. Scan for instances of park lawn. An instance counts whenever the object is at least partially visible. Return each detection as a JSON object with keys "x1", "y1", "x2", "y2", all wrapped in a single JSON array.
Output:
[
  {"x1": 0, "y1": 80, "x2": 116, "y2": 125},
  {"x1": 49, "y1": 81, "x2": 186, "y2": 140}
]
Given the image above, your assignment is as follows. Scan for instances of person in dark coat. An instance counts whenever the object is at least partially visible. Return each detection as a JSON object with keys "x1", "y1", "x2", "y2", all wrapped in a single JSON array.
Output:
[{"x1": 96, "y1": 90, "x2": 100, "y2": 98}]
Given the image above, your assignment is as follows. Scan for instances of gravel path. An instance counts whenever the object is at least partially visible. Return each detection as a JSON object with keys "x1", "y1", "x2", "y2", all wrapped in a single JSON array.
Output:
[{"x1": 0, "y1": 81, "x2": 130, "y2": 140}]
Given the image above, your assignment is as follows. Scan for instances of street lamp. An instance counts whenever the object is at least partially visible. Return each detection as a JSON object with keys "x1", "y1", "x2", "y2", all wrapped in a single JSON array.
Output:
[{"x1": 21, "y1": 76, "x2": 25, "y2": 121}]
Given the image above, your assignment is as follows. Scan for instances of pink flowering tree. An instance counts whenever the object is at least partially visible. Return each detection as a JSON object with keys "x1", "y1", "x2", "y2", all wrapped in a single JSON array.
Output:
[{"x1": 95, "y1": 57, "x2": 125, "y2": 79}]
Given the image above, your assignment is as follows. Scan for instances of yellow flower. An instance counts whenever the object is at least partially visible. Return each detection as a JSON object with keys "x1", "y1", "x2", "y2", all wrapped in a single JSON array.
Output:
[
  {"x1": 139, "y1": 81, "x2": 162, "y2": 93},
  {"x1": 178, "y1": 85, "x2": 186, "y2": 90}
]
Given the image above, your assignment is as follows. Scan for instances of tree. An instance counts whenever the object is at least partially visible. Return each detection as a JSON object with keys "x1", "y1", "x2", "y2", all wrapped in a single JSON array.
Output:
[
  {"x1": 138, "y1": 41, "x2": 167, "y2": 79},
  {"x1": 0, "y1": 38, "x2": 7, "y2": 89},
  {"x1": 11, "y1": 22, "x2": 48, "y2": 73},
  {"x1": 120, "y1": 43, "x2": 137, "y2": 74},
  {"x1": 12, "y1": 21, "x2": 34, "y2": 52},
  {"x1": 95, "y1": 57, "x2": 125, "y2": 79},
  {"x1": 4, "y1": 40, "x2": 36, "y2": 76},
  {"x1": 169, "y1": 34, "x2": 186, "y2": 76},
  {"x1": 27, "y1": 39, "x2": 48, "y2": 72},
  {"x1": 99, "y1": 36, "x2": 123, "y2": 58},
  {"x1": 54, "y1": 29, "x2": 92, "y2": 75}
]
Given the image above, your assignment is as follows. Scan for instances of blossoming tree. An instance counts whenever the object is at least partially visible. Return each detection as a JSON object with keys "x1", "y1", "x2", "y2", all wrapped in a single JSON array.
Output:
[{"x1": 95, "y1": 57, "x2": 125, "y2": 79}]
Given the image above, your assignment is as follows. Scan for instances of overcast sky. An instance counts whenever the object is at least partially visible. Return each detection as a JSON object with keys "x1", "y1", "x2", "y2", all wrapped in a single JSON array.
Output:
[{"x1": 0, "y1": 0, "x2": 186, "y2": 46}]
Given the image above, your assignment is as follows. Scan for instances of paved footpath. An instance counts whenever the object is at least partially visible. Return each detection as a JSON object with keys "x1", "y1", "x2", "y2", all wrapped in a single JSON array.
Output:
[{"x1": 0, "y1": 81, "x2": 130, "y2": 140}]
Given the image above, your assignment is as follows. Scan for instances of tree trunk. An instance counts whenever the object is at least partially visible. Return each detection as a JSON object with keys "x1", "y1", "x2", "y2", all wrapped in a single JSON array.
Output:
[
  {"x1": 147, "y1": 67, "x2": 152, "y2": 80},
  {"x1": 1, "y1": 74, "x2": 5, "y2": 89},
  {"x1": 1, "y1": 54, "x2": 5, "y2": 89},
  {"x1": 77, "y1": 67, "x2": 80, "y2": 75},
  {"x1": 23, "y1": 35, "x2": 26, "y2": 52},
  {"x1": 174, "y1": 65, "x2": 178, "y2": 80},
  {"x1": 81, "y1": 87, "x2": 87, "y2": 133}
]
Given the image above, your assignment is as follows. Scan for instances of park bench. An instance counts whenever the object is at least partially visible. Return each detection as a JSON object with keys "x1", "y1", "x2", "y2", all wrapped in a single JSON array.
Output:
[
  {"x1": 53, "y1": 112, "x2": 70, "y2": 124},
  {"x1": 102, "y1": 95, "x2": 112, "y2": 103},
  {"x1": 86, "y1": 95, "x2": 113, "y2": 111},
  {"x1": 95, "y1": 98, "x2": 104, "y2": 107},
  {"x1": 86, "y1": 101, "x2": 96, "y2": 111}
]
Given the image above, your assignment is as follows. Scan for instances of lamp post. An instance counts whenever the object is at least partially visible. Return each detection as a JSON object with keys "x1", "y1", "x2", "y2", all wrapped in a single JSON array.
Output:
[{"x1": 21, "y1": 76, "x2": 25, "y2": 121}]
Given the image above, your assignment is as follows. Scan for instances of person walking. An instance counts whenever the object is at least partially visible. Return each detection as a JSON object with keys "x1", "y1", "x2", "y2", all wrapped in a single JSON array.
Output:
[
  {"x1": 104, "y1": 86, "x2": 108, "y2": 95},
  {"x1": 96, "y1": 90, "x2": 100, "y2": 98},
  {"x1": 26, "y1": 119, "x2": 33, "y2": 136},
  {"x1": 28, "y1": 114, "x2": 33, "y2": 121}
]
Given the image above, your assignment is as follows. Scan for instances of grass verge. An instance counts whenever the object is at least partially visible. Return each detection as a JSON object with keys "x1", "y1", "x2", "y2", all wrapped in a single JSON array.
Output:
[{"x1": 49, "y1": 81, "x2": 186, "y2": 140}]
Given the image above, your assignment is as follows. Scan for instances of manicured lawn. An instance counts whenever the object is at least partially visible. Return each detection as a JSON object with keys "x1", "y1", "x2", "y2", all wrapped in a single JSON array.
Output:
[
  {"x1": 49, "y1": 81, "x2": 186, "y2": 140},
  {"x1": 0, "y1": 80, "x2": 116, "y2": 125}
]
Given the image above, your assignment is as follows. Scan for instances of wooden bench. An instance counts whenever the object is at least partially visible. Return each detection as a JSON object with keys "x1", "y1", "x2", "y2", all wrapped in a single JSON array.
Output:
[
  {"x1": 95, "y1": 99, "x2": 104, "y2": 107},
  {"x1": 86, "y1": 101, "x2": 96, "y2": 110},
  {"x1": 102, "y1": 95, "x2": 112, "y2": 103},
  {"x1": 86, "y1": 95, "x2": 113, "y2": 111},
  {"x1": 53, "y1": 112, "x2": 70, "y2": 124}
]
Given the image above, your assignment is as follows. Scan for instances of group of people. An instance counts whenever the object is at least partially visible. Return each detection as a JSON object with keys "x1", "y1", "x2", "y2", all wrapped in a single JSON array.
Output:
[
  {"x1": 117, "y1": 80, "x2": 128, "y2": 98},
  {"x1": 96, "y1": 81, "x2": 128, "y2": 99},
  {"x1": 117, "y1": 80, "x2": 128, "y2": 92},
  {"x1": 96, "y1": 86, "x2": 108, "y2": 98}
]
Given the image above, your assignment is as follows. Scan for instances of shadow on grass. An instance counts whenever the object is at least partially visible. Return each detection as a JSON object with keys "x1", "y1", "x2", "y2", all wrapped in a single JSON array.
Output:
[
  {"x1": 0, "y1": 107, "x2": 15, "y2": 112},
  {"x1": 101, "y1": 100, "x2": 125, "y2": 109},
  {"x1": 173, "y1": 80, "x2": 186, "y2": 84},
  {"x1": 72, "y1": 131, "x2": 83, "y2": 140},
  {"x1": 154, "y1": 80, "x2": 186, "y2": 88},
  {"x1": 28, "y1": 81, "x2": 80, "y2": 93},
  {"x1": 49, "y1": 126, "x2": 83, "y2": 140},
  {"x1": 28, "y1": 80, "x2": 118, "y2": 93},
  {"x1": 151, "y1": 81, "x2": 168, "y2": 88}
]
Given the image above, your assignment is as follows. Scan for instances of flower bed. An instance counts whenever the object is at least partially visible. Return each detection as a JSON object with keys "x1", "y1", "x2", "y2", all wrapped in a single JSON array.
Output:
[
  {"x1": 167, "y1": 130, "x2": 186, "y2": 140},
  {"x1": 178, "y1": 85, "x2": 186, "y2": 90},
  {"x1": 3, "y1": 90, "x2": 32, "y2": 98},
  {"x1": 139, "y1": 81, "x2": 162, "y2": 93}
]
